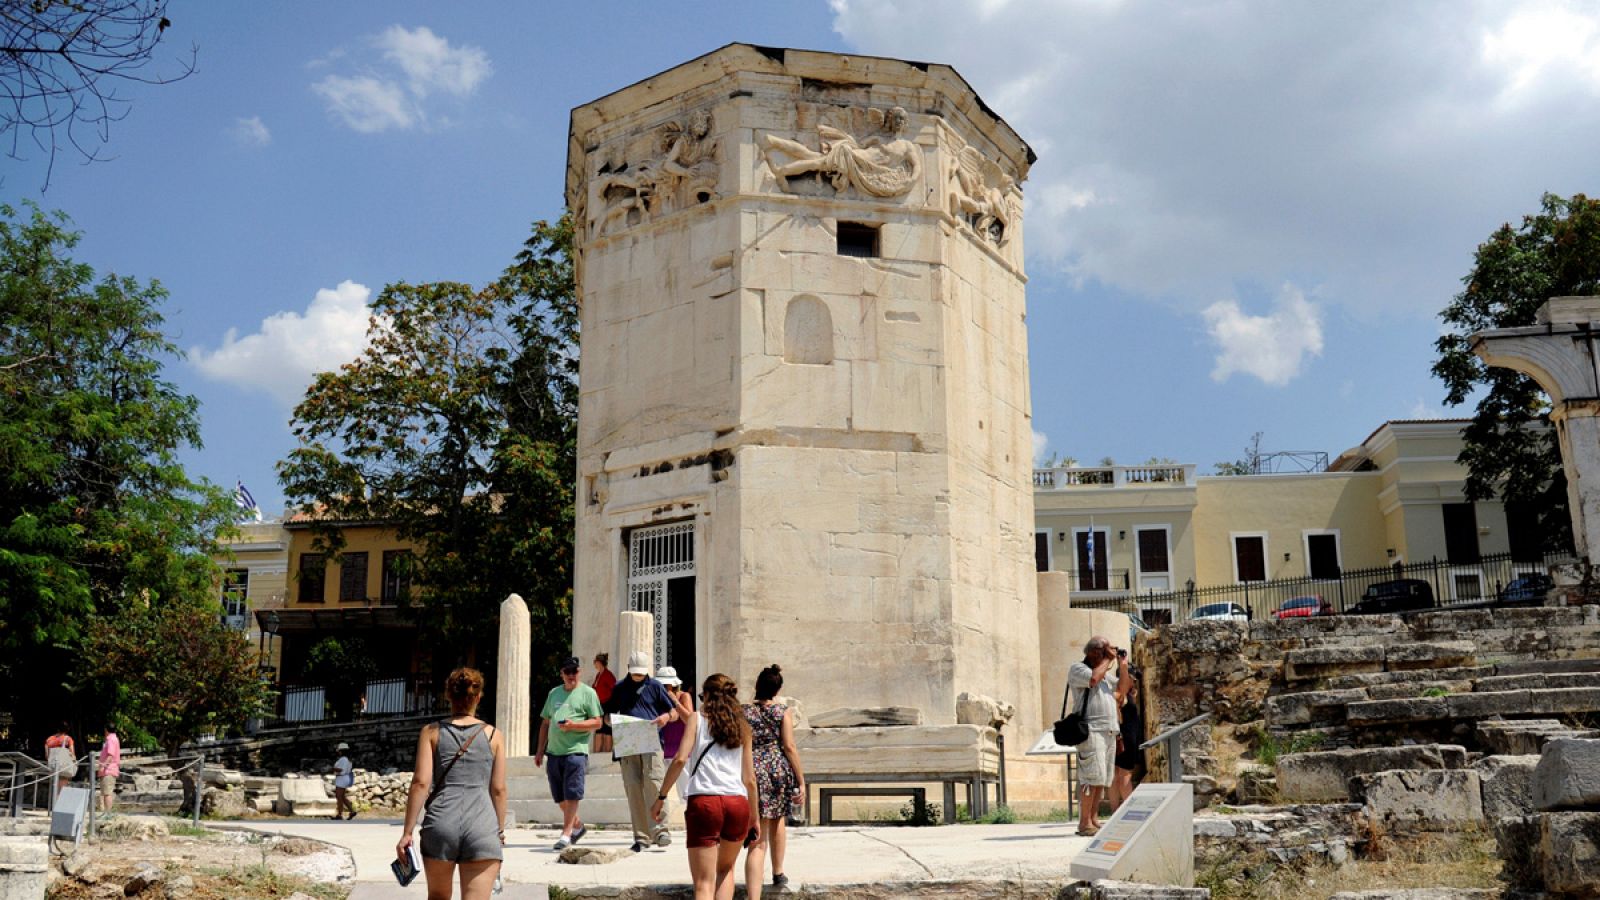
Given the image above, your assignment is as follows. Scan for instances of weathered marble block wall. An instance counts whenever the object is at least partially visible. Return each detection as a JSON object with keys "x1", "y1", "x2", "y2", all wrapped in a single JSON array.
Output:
[{"x1": 567, "y1": 45, "x2": 1040, "y2": 730}]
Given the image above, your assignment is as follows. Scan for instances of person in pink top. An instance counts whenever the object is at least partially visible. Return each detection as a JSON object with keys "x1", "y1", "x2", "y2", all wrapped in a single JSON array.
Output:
[{"x1": 97, "y1": 722, "x2": 121, "y2": 812}]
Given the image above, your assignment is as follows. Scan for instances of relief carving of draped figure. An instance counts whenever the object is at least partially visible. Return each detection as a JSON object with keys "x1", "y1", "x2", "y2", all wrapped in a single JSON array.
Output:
[{"x1": 761, "y1": 106, "x2": 922, "y2": 199}]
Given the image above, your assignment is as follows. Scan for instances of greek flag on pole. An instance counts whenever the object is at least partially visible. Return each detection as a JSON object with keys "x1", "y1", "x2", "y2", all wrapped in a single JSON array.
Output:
[
  {"x1": 1085, "y1": 525, "x2": 1096, "y2": 573},
  {"x1": 235, "y1": 481, "x2": 262, "y2": 523}
]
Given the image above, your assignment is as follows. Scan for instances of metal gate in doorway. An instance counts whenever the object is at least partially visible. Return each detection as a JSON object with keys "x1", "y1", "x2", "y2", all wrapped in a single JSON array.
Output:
[{"x1": 626, "y1": 521, "x2": 696, "y2": 683}]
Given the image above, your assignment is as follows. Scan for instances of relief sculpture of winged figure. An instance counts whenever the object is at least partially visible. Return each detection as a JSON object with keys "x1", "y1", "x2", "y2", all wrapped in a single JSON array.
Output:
[{"x1": 950, "y1": 145, "x2": 1017, "y2": 245}]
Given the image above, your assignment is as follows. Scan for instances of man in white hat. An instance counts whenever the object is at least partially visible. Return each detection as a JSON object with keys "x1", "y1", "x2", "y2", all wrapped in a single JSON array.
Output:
[
  {"x1": 332, "y1": 742, "x2": 355, "y2": 820},
  {"x1": 602, "y1": 650, "x2": 682, "y2": 852}
]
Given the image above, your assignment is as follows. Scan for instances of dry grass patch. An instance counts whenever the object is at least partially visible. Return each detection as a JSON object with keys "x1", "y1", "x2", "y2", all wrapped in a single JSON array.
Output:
[{"x1": 1198, "y1": 829, "x2": 1500, "y2": 900}]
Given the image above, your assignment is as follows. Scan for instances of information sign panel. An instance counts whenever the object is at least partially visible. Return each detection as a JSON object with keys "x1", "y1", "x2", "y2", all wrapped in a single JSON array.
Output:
[{"x1": 1069, "y1": 782, "x2": 1193, "y2": 887}]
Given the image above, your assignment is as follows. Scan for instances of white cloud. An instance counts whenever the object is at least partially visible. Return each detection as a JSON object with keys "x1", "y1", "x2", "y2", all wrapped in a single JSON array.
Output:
[
  {"x1": 377, "y1": 25, "x2": 491, "y2": 98},
  {"x1": 1481, "y1": 4, "x2": 1600, "y2": 99},
  {"x1": 191, "y1": 281, "x2": 375, "y2": 406},
  {"x1": 1032, "y1": 428, "x2": 1050, "y2": 466},
  {"x1": 1203, "y1": 284, "x2": 1324, "y2": 386},
  {"x1": 829, "y1": 1, "x2": 1600, "y2": 319},
  {"x1": 312, "y1": 74, "x2": 415, "y2": 133},
  {"x1": 312, "y1": 26, "x2": 490, "y2": 133},
  {"x1": 231, "y1": 116, "x2": 271, "y2": 146}
]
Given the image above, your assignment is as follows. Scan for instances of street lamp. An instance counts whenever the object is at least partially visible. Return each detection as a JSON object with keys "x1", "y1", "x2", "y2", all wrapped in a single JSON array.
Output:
[{"x1": 259, "y1": 610, "x2": 281, "y2": 679}]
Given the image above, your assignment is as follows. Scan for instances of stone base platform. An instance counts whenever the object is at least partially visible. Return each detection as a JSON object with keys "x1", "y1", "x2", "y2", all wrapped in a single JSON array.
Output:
[
  {"x1": 506, "y1": 753, "x2": 687, "y2": 828},
  {"x1": 232, "y1": 817, "x2": 1099, "y2": 894}
]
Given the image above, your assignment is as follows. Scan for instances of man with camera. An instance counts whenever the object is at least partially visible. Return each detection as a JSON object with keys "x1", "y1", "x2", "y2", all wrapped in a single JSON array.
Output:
[{"x1": 1066, "y1": 635, "x2": 1123, "y2": 836}]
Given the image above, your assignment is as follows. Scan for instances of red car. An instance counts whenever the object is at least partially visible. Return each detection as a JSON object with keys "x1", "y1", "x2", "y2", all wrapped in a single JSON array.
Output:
[{"x1": 1274, "y1": 595, "x2": 1333, "y2": 619}]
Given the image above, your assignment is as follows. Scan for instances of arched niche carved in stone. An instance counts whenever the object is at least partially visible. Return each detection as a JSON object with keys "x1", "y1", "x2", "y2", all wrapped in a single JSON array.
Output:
[{"x1": 783, "y1": 295, "x2": 834, "y2": 365}]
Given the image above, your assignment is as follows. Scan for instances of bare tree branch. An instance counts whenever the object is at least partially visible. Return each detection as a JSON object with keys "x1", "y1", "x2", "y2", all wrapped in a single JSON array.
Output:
[{"x1": 1, "y1": 0, "x2": 197, "y2": 189}]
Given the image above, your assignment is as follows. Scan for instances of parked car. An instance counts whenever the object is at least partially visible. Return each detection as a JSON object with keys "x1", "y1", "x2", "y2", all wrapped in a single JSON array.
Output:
[
  {"x1": 1347, "y1": 578, "x2": 1434, "y2": 616},
  {"x1": 1274, "y1": 595, "x2": 1334, "y2": 619},
  {"x1": 1496, "y1": 574, "x2": 1554, "y2": 606},
  {"x1": 1190, "y1": 602, "x2": 1251, "y2": 622},
  {"x1": 1128, "y1": 612, "x2": 1152, "y2": 646}
]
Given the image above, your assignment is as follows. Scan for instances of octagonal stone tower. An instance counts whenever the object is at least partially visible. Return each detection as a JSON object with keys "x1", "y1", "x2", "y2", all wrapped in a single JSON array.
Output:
[{"x1": 567, "y1": 44, "x2": 1039, "y2": 730}]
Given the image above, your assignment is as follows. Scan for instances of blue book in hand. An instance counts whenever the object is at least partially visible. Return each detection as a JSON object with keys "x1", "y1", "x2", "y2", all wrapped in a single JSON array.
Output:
[{"x1": 392, "y1": 842, "x2": 422, "y2": 886}]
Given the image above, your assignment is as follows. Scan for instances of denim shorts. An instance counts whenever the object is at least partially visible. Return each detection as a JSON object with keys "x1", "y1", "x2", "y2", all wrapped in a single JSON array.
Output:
[{"x1": 546, "y1": 753, "x2": 588, "y2": 803}]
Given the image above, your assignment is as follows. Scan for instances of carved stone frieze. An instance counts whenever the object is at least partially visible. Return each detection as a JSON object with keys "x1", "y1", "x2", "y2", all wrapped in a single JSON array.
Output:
[
  {"x1": 949, "y1": 143, "x2": 1018, "y2": 245},
  {"x1": 589, "y1": 109, "x2": 719, "y2": 238},
  {"x1": 761, "y1": 106, "x2": 922, "y2": 200}
]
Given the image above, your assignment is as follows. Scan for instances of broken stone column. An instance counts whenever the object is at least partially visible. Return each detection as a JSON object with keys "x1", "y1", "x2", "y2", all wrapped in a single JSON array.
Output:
[
  {"x1": 1472, "y1": 296, "x2": 1600, "y2": 562},
  {"x1": 496, "y1": 594, "x2": 531, "y2": 757},
  {"x1": 618, "y1": 611, "x2": 653, "y2": 675}
]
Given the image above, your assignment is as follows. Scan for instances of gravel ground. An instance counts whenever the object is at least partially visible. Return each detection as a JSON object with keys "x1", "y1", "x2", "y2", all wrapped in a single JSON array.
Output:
[{"x1": 47, "y1": 816, "x2": 353, "y2": 899}]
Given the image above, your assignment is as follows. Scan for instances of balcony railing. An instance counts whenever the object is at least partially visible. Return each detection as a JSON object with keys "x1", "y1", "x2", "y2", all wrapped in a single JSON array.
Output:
[
  {"x1": 1063, "y1": 568, "x2": 1132, "y2": 593},
  {"x1": 1033, "y1": 464, "x2": 1197, "y2": 490}
]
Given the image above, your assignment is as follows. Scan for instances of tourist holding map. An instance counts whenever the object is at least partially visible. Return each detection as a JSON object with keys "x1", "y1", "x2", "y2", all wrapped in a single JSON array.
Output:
[{"x1": 603, "y1": 650, "x2": 682, "y2": 852}]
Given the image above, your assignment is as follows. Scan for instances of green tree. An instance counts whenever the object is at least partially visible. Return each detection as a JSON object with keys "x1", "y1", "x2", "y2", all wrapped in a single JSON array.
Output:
[
  {"x1": 0, "y1": 202, "x2": 240, "y2": 747},
  {"x1": 278, "y1": 217, "x2": 577, "y2": 684},
  {"x1": 1432, "y1": 193, "x2": 1600, "y2": 552},
  {"x1": 81, "y1": 599, "x2": 270, "y2": 756},
  {"x1": 304, "y1": 637, "x2": 378, "y2": 721}
]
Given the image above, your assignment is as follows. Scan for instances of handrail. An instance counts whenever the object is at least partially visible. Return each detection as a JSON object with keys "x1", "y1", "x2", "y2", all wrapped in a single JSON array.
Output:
[{"x1": 1138, "y1": 713, "x2": 1211, "y2": 784}]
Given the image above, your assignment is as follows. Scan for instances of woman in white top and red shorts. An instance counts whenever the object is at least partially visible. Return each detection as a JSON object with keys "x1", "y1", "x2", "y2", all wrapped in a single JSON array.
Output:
[{"x1": 651, "y1": 673, "x2": 759, "y2": 900}]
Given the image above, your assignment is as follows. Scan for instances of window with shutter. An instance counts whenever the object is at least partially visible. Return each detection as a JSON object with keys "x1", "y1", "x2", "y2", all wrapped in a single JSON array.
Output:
[{"x1": 339, "y1": 552, "x2": 368, "y2": 602}]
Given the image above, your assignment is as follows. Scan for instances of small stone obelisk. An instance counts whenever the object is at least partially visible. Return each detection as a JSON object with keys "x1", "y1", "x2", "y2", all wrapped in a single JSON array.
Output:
[{"x1": 496, "y1": 593, "x2": 531, "y2": 757}]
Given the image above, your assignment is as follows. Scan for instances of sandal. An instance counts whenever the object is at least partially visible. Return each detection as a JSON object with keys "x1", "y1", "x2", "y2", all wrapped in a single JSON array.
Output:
[{"x1": 1076, "y1": 825, "x2": 1099, "y2": 837}]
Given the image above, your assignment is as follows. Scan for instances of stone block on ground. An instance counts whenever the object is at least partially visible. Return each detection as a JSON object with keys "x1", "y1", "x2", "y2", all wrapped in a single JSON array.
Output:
[
  {"x1": 955, "y1": 692, "x2": 1015, "y2": 728},
  {"x1": 1264, "y1": 688, "x2": 1367, "y2": 727},
  {"x1": 1276, "y1": 745, "x2": 1467, "y2": 802},
  {"x1": 123, "y1": 861, "x2": 165, "y2": 895},
  {"x1": 1385, "y1": 640, "x2": 1477, "y2": 670},
  {"x1": 98, "y1": 816, "x2": 170, "y2": 841},
  {"x1": 1476, "y1": 719, "x2": 1581, "y2": 756},
  {"x1": 0, "y1": 837, "x2": 48, "y2": 900},
  {"x1": 1536, "y1": 810, "x2": 1600, "y2": 895},
  {"x1": 277, "y1": 777, "x2": 330, "y2": 804},
  {"x1": 1532, "y1": 737, "x2": 1600, "y2": 811},
  {"x1": 558, "y1": 845, "x2": 634, "y2": 865},
  {"x1": 1473, "y1": 755, "x2": 1539, "y2": 821},
  {"x1": 1497, "y1": 811, "x2": 1600, "y2": 895},
  {"x1": 1344, "y1": 696, "x2": 1448, "y2": 725},
  {"x1": 1348, "y1": 769, "x2": 1483, "y2": 831},
  {"x1": 200, "y1": 787, "x2": 247, "y2": 819},
  {"x1": 1284, "y1": 645, "x2": 1384, "y2": 681},
  {"x1": 809, "y1": 706, "x2": 924, "y2": 727}
]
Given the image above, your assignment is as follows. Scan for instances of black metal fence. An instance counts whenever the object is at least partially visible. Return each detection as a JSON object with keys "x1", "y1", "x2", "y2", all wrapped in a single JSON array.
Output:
[{"x1": 1070, "y1": 550, "x2": 1577, "y2": 625}]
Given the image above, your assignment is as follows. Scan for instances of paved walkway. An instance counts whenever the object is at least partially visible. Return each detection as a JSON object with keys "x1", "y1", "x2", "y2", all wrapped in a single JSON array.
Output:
[{"x1": 230, "y1": 816, "x2": 1092, "y2": 894}]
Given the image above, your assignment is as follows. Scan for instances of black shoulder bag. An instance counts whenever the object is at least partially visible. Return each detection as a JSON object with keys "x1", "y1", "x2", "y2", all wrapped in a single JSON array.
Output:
[{"x1": 1052, "y1": 677, "x2": 1091, "y2": 746}]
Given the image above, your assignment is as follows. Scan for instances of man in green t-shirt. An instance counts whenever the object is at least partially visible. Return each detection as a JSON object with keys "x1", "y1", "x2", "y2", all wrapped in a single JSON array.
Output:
[{"x1": 537, "y1": 656, "x2": 604, "y2": 850}]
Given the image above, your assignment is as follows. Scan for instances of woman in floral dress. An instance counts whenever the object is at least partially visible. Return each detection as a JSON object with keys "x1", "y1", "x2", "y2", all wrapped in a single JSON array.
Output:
[{"x1": 742, "y1": 664, "x2": 804, "y2": 897}]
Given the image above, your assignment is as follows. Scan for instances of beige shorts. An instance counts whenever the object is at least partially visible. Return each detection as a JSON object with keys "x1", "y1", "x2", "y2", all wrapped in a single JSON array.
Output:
[
  {"x1": 1077, "y1": 731, "x2": 1116, "y2": 788},
  {"x1": 99, "y1": 775, "x2": 116, "y2": 795}
]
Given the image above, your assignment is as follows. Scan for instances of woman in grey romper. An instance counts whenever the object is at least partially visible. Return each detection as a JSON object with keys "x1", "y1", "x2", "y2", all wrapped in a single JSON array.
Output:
[{"x1": 398, "y1": 668, "x2": 508, "y2": 900}]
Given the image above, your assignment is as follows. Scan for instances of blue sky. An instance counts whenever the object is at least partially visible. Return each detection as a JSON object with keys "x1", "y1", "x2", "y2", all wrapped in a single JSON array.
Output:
[{"x1": 5, "y1": 1, "x2": 1598, "y2": 514}]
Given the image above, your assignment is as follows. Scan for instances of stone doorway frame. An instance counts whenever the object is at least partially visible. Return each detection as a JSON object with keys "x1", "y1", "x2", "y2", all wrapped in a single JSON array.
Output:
[{"x1": 625, "y1": 519, "x2": 696, "y2": 674}]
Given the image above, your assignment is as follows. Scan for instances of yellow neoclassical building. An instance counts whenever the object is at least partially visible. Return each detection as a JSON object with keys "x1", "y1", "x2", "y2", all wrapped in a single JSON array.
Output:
[
  {"x1": 1033, "y1": 420, "x2": 1560, "y2": 623},
  {"x1": 214, "y1": 520, "x2": 290, "y2": 674}
]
